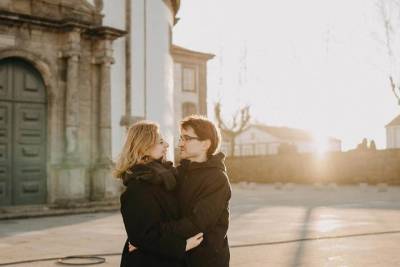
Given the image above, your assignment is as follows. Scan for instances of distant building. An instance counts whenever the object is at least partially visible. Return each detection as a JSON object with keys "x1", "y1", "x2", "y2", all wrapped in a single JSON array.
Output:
[
  {"x1": 221, "y1": 124, "x2": 342, "y2": 156},
  {"x1": 386, "y1": 114, "x2": 400, "y2": 149},
  {"x1": 171, "y1": 45, "x2": 214, "y2": 142},
  {"x1": 171, "y1": 45, "x2": 214, "y2": 160}
]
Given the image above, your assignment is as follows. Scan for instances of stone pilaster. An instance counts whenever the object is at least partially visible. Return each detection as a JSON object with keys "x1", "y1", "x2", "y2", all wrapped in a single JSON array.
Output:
[
  {"x1": 63, "y1": 29, "x2": 81, "y2": 163},
  {"x1": 65, "y1": 53, "x2": 80, "y2": 162},
  {"x1": 54, "y1": 29, "x2": 87, "y2": 204},
  {"x1": 98, "y1": 55, "x2": 113, "y2": 165},
  {"x1": 91, "y1": 39, "x2": 121, "y2": 200}
]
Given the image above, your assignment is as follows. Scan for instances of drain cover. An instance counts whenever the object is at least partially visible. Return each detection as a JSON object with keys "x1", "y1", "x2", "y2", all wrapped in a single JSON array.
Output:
[{"x1": 57, "y1": 256, "x2": 105, "y2": 265}]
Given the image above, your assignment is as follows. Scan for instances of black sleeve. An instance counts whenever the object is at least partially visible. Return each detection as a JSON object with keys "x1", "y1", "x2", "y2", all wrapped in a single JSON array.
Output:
[
  {"x1": 120, "y1": 187, "x2": 186, "y2": 259},
  {"x1": 160, "y1": 173, "x2": 231, "y2": 238}
]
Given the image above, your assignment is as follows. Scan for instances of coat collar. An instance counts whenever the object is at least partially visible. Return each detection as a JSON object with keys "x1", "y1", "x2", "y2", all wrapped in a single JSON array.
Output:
[
  {"x1": 180, "y1": 152, "x2": 226, "y2": 172},
  {"x1": 124, "y1": 160, "x2": 177, "y2": 191}
]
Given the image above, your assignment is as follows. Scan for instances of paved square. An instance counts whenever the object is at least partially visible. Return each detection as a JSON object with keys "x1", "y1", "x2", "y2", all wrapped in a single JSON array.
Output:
[{"x1": 1, "y1": 184, "x2": 400, "y2": 266}]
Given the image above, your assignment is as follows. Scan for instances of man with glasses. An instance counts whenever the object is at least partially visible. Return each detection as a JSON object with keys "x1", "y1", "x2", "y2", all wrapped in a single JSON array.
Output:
[
  {"x1": 129, "y1": 115, "x2": 231, "y2": 267},
  {"x1": 164, "y1": 115, "x2": 231, "y2": 267}
]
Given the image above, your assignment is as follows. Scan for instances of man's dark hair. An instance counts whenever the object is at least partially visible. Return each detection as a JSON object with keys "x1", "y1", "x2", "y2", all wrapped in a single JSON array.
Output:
[{"x1": 181, "y1": 115, "x2": 221, "y2": 157}]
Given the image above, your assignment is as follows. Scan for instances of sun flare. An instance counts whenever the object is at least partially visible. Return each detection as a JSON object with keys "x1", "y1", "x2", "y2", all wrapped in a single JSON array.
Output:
[{"x1": 312, "y1": 132, "x2": 329, "y2": 156}]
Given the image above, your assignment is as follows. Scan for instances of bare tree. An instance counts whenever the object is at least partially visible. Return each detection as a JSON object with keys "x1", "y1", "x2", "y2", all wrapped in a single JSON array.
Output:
[
  {"x1": 377, "y1": 0, "x2": 400, "y2": 105},
  {"x1": 214, "y1": 102, "x2": 251, "y2": 156},
  {"x1": 390, "y1": 76, "x2": 400, "y2": 105},
  {"x1": 369, "y1": 139, "x2": 377, "y2": 150}
]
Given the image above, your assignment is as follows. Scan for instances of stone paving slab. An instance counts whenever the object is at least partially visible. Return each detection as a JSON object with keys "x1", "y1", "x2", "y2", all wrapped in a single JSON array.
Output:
[{"x1": 1, "y1": 184, "x2": 400, "y2": 266}]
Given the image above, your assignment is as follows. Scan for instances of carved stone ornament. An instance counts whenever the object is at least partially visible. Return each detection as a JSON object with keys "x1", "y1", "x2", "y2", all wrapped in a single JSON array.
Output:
[{"x1": 94, "y1": 0, "x2": 104, "y2": 12}]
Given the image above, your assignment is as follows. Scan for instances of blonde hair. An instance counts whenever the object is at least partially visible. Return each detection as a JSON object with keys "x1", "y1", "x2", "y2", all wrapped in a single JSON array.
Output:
[{"x1": 113, "y1": 121, "x2": 160, "y2": 179}]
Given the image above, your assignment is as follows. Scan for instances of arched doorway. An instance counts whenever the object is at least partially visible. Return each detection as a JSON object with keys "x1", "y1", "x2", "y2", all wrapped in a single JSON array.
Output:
[{"x1": 0, "y1": 58, "x2": 47, "y2": 206}]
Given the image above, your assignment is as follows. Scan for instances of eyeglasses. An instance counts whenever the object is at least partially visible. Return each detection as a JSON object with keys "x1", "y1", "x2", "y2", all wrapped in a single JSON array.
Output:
[{"x1": 179, "y1": 135, "x2": 201, "y2": 142}]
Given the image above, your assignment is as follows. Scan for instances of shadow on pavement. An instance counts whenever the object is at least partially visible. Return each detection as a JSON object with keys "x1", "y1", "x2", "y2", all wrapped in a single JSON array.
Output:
[{"x1": 0, "y1": 211, "x2": 119, "y2": 239}]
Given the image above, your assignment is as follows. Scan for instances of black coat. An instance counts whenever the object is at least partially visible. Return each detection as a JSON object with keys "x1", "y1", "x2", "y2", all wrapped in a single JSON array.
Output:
[
  {"x1": 161, "y1": 152, "x2": 231, "y2": 267},
  {"x1": 120, "y1": 161, "x2": 187, "y2": 267}
]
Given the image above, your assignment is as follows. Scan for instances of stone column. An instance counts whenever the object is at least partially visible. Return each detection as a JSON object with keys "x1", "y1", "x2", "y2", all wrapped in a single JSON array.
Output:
[{"x1": 91, "y1": 39, "x2": 121, "y2": 200}]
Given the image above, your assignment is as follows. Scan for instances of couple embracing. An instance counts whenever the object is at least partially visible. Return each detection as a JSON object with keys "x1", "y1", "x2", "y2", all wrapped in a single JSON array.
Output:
[{"x1": 113, "y1": 115, "x2": 231, "y2": 267}]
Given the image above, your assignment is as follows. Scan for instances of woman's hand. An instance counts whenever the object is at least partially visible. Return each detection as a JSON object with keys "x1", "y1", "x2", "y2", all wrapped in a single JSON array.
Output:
[
  {"x1": 128, "y1": 242, "x2": 137, "y2": 253},
  {"x1": 185, "y1": 233, "x2": 203, "y2": 251}
]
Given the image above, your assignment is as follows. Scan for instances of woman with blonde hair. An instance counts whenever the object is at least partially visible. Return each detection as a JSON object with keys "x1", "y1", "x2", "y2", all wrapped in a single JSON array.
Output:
[{"x1": 114, "y1": 121, "x2": 203, "y2": 267}]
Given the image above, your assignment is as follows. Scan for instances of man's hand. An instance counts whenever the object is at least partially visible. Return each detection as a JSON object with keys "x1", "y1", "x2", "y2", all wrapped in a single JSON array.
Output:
[
  {"x1": 128, "y1": 242, "x2": 137, "y2": 253},
  {"x1": 185, "y1": 232, "x2": 203, "y2": 251}
]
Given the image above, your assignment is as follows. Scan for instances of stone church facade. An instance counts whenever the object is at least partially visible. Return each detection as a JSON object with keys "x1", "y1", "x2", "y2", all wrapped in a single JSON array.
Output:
[
  {"x1": 0, "y1": 0, "x2": 215, "y2": 209},
  {"x1": 0, "y1": 0, "x2": 125, "y2": 206}
]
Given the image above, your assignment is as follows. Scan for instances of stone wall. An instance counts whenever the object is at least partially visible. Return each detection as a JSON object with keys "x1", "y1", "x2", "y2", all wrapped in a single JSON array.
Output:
[
  {"x1": 225, "y1": 149, "x2": 400, "y2": 185},
  {"x1": 0, "y1": 1, "x2": 124, "y2": 205}
]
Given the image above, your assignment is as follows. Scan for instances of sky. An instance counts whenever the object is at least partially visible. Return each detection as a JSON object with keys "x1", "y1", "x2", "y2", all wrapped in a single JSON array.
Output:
[{"x1": 173, "y1": 0, "x2": 400, "y2": 150}]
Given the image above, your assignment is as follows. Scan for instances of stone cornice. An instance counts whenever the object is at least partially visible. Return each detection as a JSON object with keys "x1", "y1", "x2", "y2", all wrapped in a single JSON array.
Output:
[
  {"x1": 92, "y1": 55, "x2": 114, "y2": 65},
  {"x1": 0, "y1": 11, "x2": 126, "y2": 40},
  {"x1": 60, "y1": 50, "x2": 81, "y2": 59},
  {"x1": 87, "y1": 26, "x2": 126, "y2": 41},
  {"x1": 171, "y1": 44, "x2": 215, "y2": 61}
]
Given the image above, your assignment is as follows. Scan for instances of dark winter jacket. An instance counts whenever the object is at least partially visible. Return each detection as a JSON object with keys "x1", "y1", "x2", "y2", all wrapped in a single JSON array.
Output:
[
  {"x1": 161, "y1": 152, "x2": 232, "y2": 267},
  {"x1": 120, "y1": 160, "x2": 187, "y2": 267}
]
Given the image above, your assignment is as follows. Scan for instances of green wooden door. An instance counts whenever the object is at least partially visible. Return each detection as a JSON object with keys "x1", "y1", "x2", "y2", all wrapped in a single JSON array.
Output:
[{"x1": 0, "y1": 58, "x2": 47, "y2": 206}]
